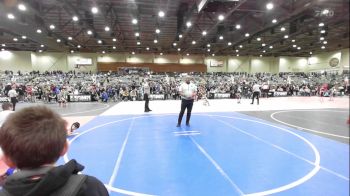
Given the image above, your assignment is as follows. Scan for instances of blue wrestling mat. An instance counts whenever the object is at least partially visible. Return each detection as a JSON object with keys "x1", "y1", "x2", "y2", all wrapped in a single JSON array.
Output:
[{"x1": 60, "y1": 112, "x2": 349, "y2": 196}]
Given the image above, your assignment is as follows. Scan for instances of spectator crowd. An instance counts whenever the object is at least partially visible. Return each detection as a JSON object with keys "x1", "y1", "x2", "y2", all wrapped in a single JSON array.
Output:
[{"x1": 1, "y1": 70, "x2": 349, "y2": 103}]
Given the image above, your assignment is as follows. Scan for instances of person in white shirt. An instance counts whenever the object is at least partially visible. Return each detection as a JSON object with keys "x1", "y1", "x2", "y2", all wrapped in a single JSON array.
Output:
[
  {"x1": 8, "y1": 86, "x2": 18, "y2": 111},
  {"x1": 251, "y1": 82, "x2": 261, "y2": 105},
  {"x1": 143, "y1": 80, "x2": 152, "y2": 112},
  {"x1": 0, "y1": 103, "x2": 14, "y2": 126},
  {"x1": 177, "y1": 76, "x2": 197, "y2": 127}
]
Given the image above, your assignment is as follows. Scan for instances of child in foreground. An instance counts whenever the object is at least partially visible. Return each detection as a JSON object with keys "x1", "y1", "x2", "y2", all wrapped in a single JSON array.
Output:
[{"x1": 0, "y1": 106, "x2": 108, "y2": 196}]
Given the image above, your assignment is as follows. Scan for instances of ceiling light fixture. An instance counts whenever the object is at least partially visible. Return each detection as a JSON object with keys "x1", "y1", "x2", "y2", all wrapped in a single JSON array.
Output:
[
  {"x1": 257, "y1": 37, "x2": 261, "y2": 41},
  {"x1": 137, "y1": 41, "x2": 141, "y2": 45},
  {"x1": 245, "y1": 33, "x2": 250, "y2": 37},
  {"x1": 7, "y1": 13, "x2": 15, "y2": 19},
  {"x1": 49, "y1": 24, "x2": 55, "y2": 30},
  {"x1": 284, "y1": 35, "x2": 289, "y2": 39},
  {"x1": 97, "y1": 40, "x2": 102, "y2": 44},
  {"x1": 22, "y1": 36, "x2": 27, "y2": 39},
  {"x1": 179, "y1": 34, "x2": 183, "y2": 38},
  {"x1": 77, "y1": 45, "x2": 81, "y2": 48},
  {"x1": 272, "y1": 19, "x2": 277, "y2": 23},
  {"x1": 158, "y1": 11, "x2": 165, "y2": 17},
  {"x1": 236, "y1": 24, "x2": 241, "y2": 29},
  {"x1": 13, "y1": 38, "x2": 18, "y2": 41},
  {"x1": 91, "y1": 7, "x2": 98, "y2": 14},
  {"x1": 228, "y1": 42, "x2": 232, "y2": 46},
  {"x1": 186, "y1": 21, "x2": 192, "y2": 27},
  {"x1": 112, "y1": 38, "x2": 117, "y2": 42},
  {"x1": 322, "y1": 9, "x2": 329, "y2": 15},
  {"x1": 319, "y1": 22, "x2": 324, "y2": 27},
  {"x1": 177, "y1": 48, "x2": 181, "y2": 51},
  {"x1": 132, "y1": 19, "x2": 138, "y2": 24},
  {"x1": 266, "y1": 3, "x2": 274, "y2": 10},
  {"x1": 36, "y1": 29, "x2": 42, "y2": 34},
  {"x1": 72, "y1": 16, "x2": 79, "y2": 21},
  {"x1": 207, "y1": 44, "x2": 211, "y2": 47},
  {"x1": 146, "y1": 47, "x2": 150, "y2": 50},
  {"x1": 202, "y1": 31, "x2": 207, "y2": 36},
  {"x1": 18, "y1": 4, "x2": 26, "y2": 11},
  {"x1": 68, "y1": 37, "x2": 73, "y2": 40},
  {"x1": 186, "y1": 53, "x2": 189, "y2": 56},
  {"x1": 218, "y1": 15, "x2": 224, "y2": 21},
  {"x1": 155, "y1": 29, "x2": 160, "y2": 34},
  {"x1": 192, "y1": 41, "x2": 196, "y2": 45},
  {"x1": 87, "y1": 30, "x2": 93, "y2": 35},
  {"x1": 154, "y1": 39, "x2": 158, "y2": 43},
  {"x1": 280, "y1": 27, "x2": 286, "y2": 31},
  {"x1": 113, "y1": 46, "x2": 116, "y2": 49},
  {"x1": 321, "y1": 45, "x2": 325, "y2": 49},
  {"x1": 104, "y1": 26, "x2": 110, "y2": 31},
  {"x1": 135, "y1": 32, "x2": 140, "y2": 37},
  {"x1": 219, "y1": 35, "x2": 224, "y2": 40},
  {"x1": 57, "y1": 39, "x2": 61, "y2": 43}
]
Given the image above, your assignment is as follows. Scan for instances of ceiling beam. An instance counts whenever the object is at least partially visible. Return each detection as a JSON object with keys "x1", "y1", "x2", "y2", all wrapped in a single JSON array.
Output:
[
  {"x1": 183, "y1": 0, "x2": 248, "y2": 53},
  {"x1": 214, "y1": 0, "x2": 319, "y2": 54},
  {"x1": 0, "y1": 3, "x2": 66, "y2": 51}
]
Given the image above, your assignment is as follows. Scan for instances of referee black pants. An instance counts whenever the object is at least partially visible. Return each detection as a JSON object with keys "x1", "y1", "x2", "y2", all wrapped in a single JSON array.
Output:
[
  {"x1": 178, "y1": 99, "x2": 194, "y2": 125},
  {"x1": 251, "y1": 92, "x2": 260, "y2": 105},
  {"x1": 144, "y1": 93, "x2": 150, "y2": 111},
  {"x1": 10, "y1": 97, "x2": 17, "y2": 111}
]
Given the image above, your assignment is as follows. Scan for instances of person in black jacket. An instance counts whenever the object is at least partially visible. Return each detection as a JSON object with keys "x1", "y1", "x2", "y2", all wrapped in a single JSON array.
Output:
[{"x1": 0, "y1": 106, "x2": 108, "y2": 196}]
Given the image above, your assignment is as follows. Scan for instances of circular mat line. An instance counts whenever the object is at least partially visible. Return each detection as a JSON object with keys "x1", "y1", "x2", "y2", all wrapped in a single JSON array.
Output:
[
  {"x1": 270, "y1": 110, "x2": 349, "y2": 139},
  {"x1": 65, "y1": 114, "x2": 321, "y2": 196}
]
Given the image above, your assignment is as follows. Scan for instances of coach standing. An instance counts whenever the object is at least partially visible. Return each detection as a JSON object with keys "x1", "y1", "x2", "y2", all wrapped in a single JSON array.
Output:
[
  {"x1": 251, "y1": 82, "x2": 261, "y2": 105},
  {"x1": 143, "y1": 79, "x2": 152, "y2": 112},
  {"x1": 177, "y1": 76, "x2": 197, "y2": 127},
  {"x1": 8, "y1": 86, "x2": 18, "y2": 111}
]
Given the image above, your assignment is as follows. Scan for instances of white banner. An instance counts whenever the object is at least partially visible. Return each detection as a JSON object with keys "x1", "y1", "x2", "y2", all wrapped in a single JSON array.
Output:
[
  {"x1": 274, "y1": 92, "x2": 288, "y2": 97},
  {"x1": 149, "y1": 94, "x2": 165, "y2": 100},
  {"x1": 75, "y1": 58, "x2": 92, "y2": 65},
  {"x1": 210, "y1": 59, "x2": 224, "y2": 67},
  {"x1": 214, "y1": 93, "x2": 231, "y2": 99},
  {"x1": 0, "y1": 97, "x2": 10, "y2": 102}
]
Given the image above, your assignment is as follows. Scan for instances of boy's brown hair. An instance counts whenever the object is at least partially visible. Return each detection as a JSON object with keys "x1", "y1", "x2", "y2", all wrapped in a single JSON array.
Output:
[{"x1": 0, "y1": 106, "x2": 67, "y2": 169}]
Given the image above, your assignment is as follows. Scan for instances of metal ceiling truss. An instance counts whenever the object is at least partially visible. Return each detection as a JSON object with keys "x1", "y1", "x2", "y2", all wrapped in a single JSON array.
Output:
[{"x1": 0, "y1": 0, "x2": 348, "y2": 56}]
